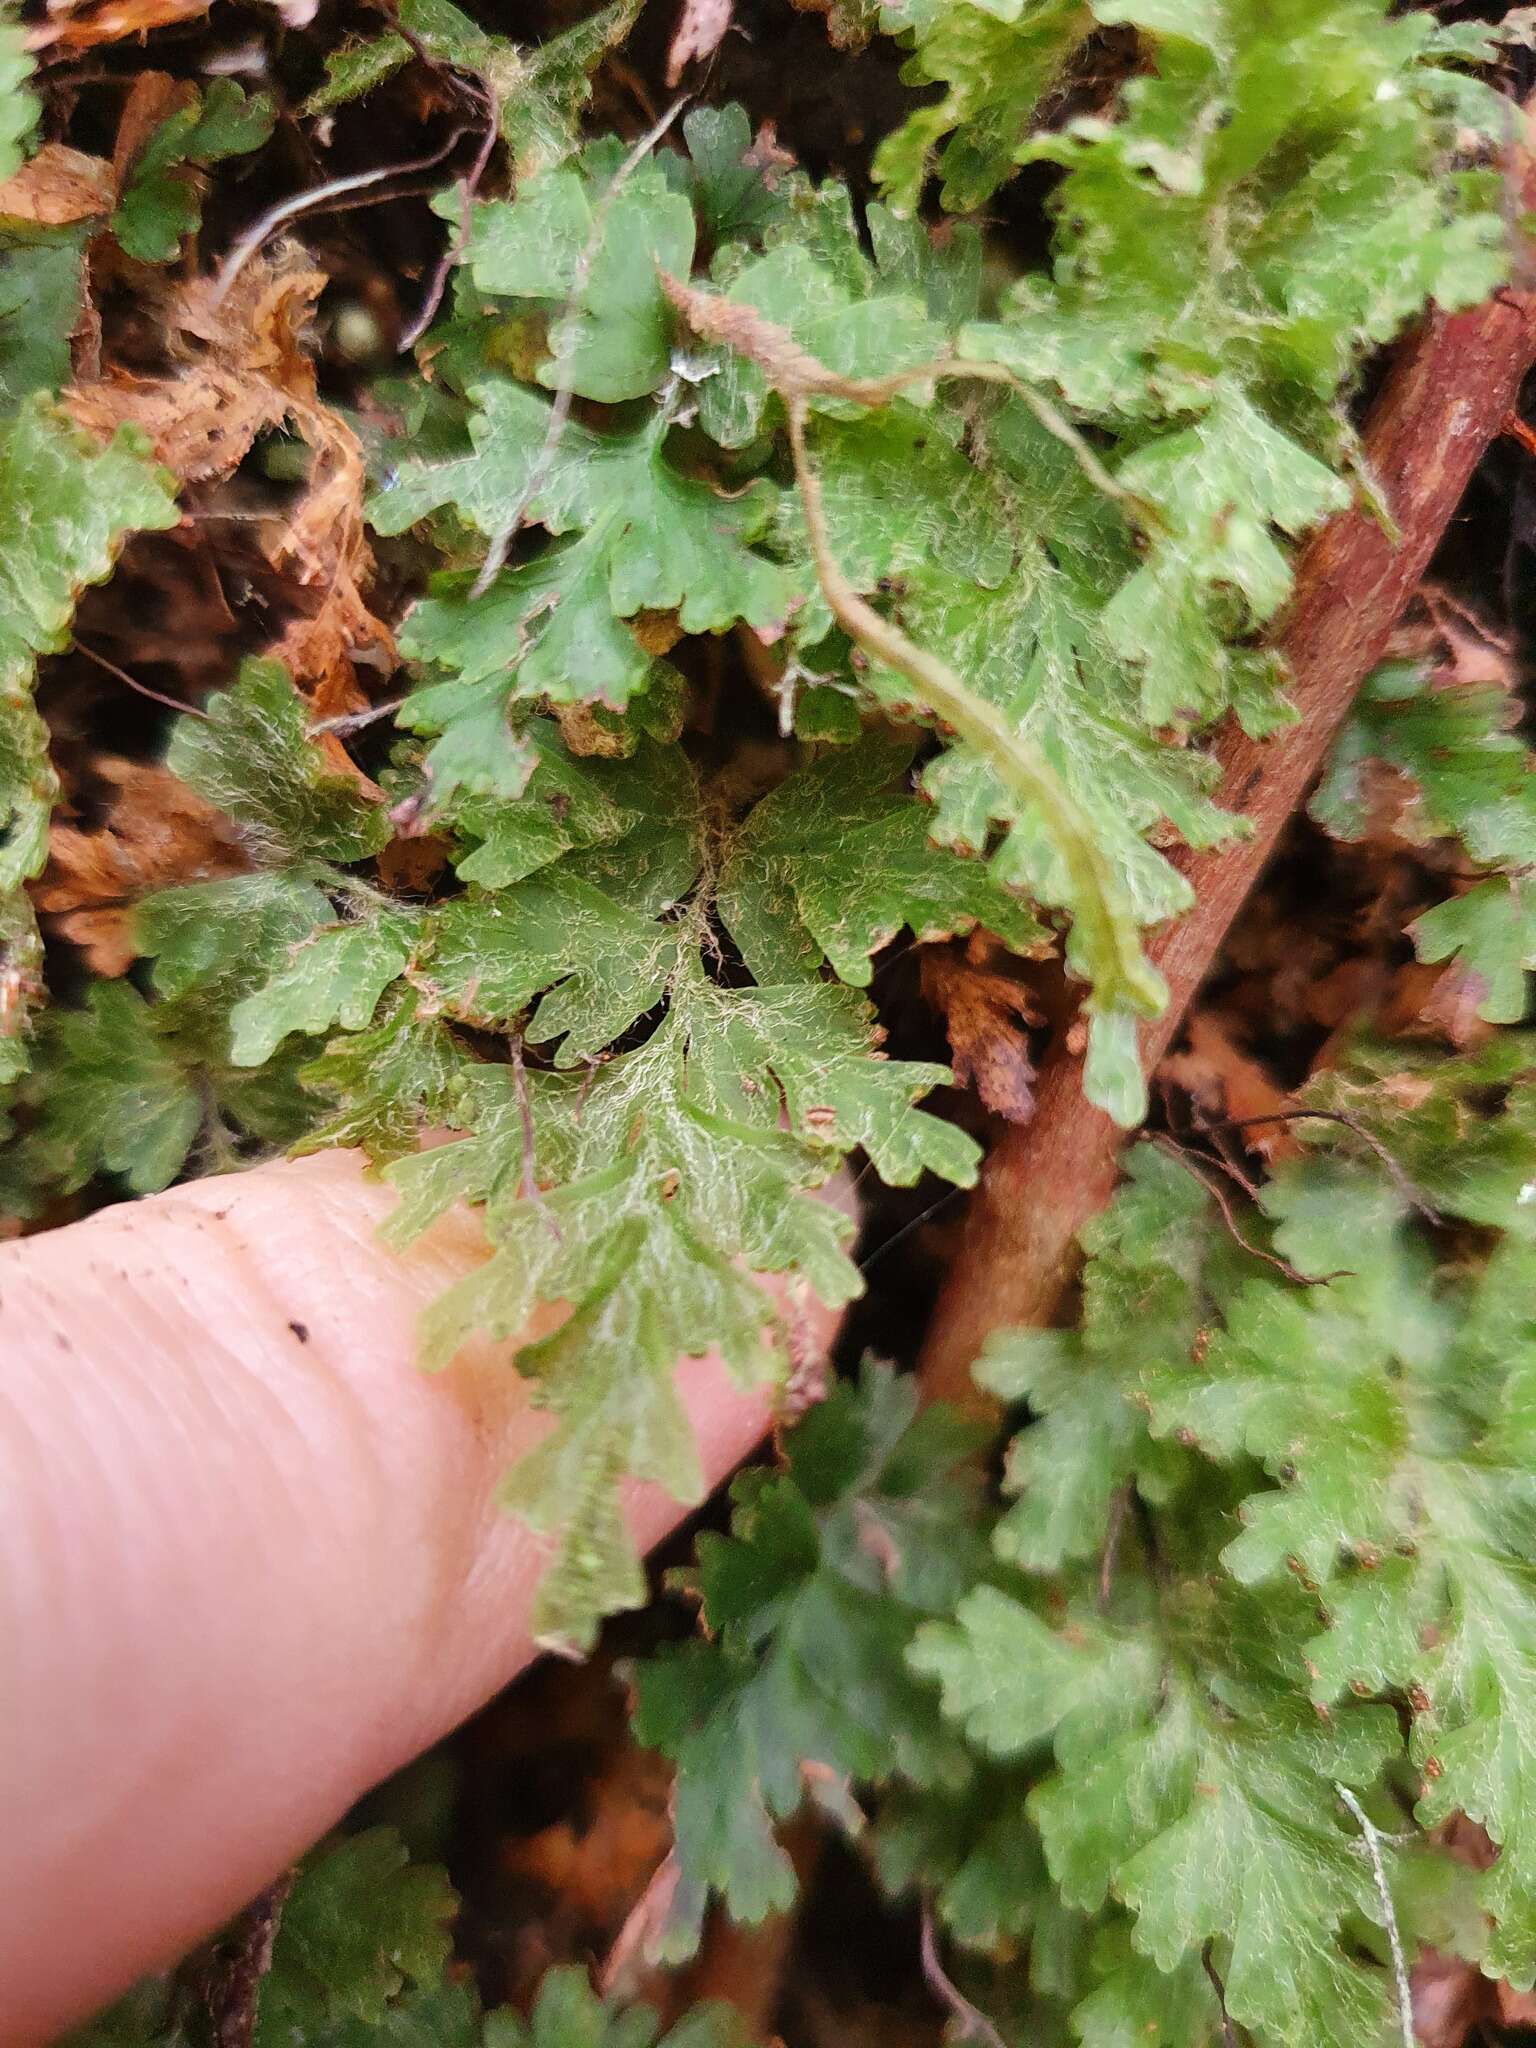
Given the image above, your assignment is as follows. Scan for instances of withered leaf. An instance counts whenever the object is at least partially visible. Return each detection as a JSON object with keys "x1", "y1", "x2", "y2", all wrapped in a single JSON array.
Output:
[
  {"x1": 65, "y1": 249, "x2": 392, "y2": 701},
  {"x1": 0, "y1": 144, "x2": 114, "y2": 228},
  {"x1": 666, "y1": 0, "x2": 733, "y2": 85},
  {"x1": 34, "y1": 754, "x2": 248, "y2": 975},
  {"x1": 1158, "y1": 1012, "x2": 1301, "y2": 1161},
  {"x1": 111, "y1": 72, "x2": 187, "y2": 192},
  {"x1": 24, "y1": 0, "x2": 211, "y2": 53},
  {"x1": 922, "y1": 943, "x2": 1040, "y2": 1125}
]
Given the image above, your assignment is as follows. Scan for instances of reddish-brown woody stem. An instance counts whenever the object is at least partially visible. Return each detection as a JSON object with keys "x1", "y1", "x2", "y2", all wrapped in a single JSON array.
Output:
[{"x1": 919, "y1": 291, "x2": 1536, "y2": 1410}]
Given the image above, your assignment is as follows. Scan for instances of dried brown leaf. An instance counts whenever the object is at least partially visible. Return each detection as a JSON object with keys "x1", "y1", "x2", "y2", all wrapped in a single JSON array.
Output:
[
  {"x1": 64, "y1": 249, "x2": 315, "y2": 481},
  {"x1": 666, "y1": 0, "x2": 732, "y2": 84},
  {"x1": 33, "y1": 755, "x2": 249, "y2": 975},
  {"x1": 1305, "y1": 956, "x2": 1391, "y2": 1033},
  {"x1": 1372, "y1": 958, "x2": 1496, "y2": 1050},
  {"x1": 1159, "y1": 1013, "x2": 1302, "y2": 1161},
  {"x1": 743, "y1": 121, "x2": 797, "y2": 177},
  {"x1": 628, "y1": 608, "x2": 683, "y2": 657},
  {"x1": 922, "y1": 945, "x2": 1040, "y2": 1125},
  {"x1": 376, "y1": 831, "x2": 450, "y2": 896},
  {"x1": 1410, "y1": 1948, "x2": 1489, "y2": 2048},
  {"x1": 1421, "y1": 585, "x2": 1516, "y2": 692},
  {"x1": 1409, "y1": 1818, "x2": 1536, "y2": 2048},
  {"x1": 458, "y1": 1658, "x2": 679, "y2": 2006},
  {"x1": 66, "y1": 361, "x2": 282, "y2": 484},
  {"x1": 553, "y1": 705, "x2": 632, "y2": 758},
  {"x1": 0, "y1": 144, "x2": 114, "y2": 227},
  {"x1": 786, "y1": 0, "x2": 879, "y2": 50},
  {"x1": 512, "y1": 1740, "x2": 673, "y2": 1927},
  {"x1": 111, "y1": 73, "x2": 191, "y2": 192},
  {"x1": 25, "y1": 0, "x2": 210, "y2": 52},
  {"x1": 65, "y1": 248, "x2": 393, "y2": 706}
]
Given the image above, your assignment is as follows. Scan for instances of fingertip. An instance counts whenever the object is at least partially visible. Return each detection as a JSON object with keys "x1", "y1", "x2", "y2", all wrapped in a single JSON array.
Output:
[{"x1": 0, "y1": 1152, "x2": 838, "y2": 2041}]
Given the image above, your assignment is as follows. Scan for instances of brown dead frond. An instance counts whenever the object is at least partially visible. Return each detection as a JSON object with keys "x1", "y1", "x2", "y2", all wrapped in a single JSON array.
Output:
[
  {"x1": 922, "y1": 940, "x2": 1042, "y2": 1125},
  {"x1": 25, "y1": 0, "x2": 210, "y2": 54},
  {"x1": 34, "y1": 755, "x2": 249, "y2": 975},
  {"x1": 66, "y1": 246, "x2": 393, "y2": 719},
  {"x1": 0, "y1": 143, "x2": 114, "y2": 227}
]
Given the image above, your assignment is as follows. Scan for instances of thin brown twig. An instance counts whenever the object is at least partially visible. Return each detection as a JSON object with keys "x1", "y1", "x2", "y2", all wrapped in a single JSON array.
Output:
[
  {"x1": 209, "y1": 128, "x2": 469, "y2": 308},
  {"x1": 573, "y1": 1055, "x2": 602, "y2": 1125},
  {"x1": 307, "y1": 695, "x2": 409, "y2": 736},
  {"x1": 1212, "y1": 1110, "x2": 1439, "y2": 1224},
  {"x1": 73, "y1": 637, "x2": 209, "y2": 718},
  {"x1": 253, "y1": 175, "x2": 452, "y2": 223},
  {"x1": 397, "y1": 78, "x2": 499, "y2": 350},
  {"x1": 1150, "y1": 1135, "x2": 1351, "y2": 1285},
  {"x1": 1169, "y1": 1076, "x2": 1264, "y2": 1197},
  {"x1": 918, "y1": 284, "x2": 1536, "y2": 1410},
  {"x1": 1184, "y1": 1097, "x2": 1263, "y2": 1200},
  {"x1": 1201, "y1": 1945, "x2": 1240, "y2": 2048},
  {"x1": 1098, "y1": 1480, "x2": 1131, "y2": 1611},
  {"x1": 918, "y1": 1901, "x2": 1010, "y2": 2048}
]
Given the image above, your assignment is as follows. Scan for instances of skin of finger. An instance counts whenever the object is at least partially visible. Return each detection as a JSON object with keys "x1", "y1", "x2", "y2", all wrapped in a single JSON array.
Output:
[{"x1": 0, "y1": 1149, "x2": 842, "y2": 2042}]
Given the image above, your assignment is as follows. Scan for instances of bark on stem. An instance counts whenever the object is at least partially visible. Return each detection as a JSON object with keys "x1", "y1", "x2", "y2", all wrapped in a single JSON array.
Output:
[{"x1": 919, "y1": 290, "x2": 1536, "y2": 1411}]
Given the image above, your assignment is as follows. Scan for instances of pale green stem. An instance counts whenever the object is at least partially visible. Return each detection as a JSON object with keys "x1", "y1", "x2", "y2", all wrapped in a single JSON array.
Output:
[
  {"x1": 786, "y1": 397, "x2": 1163, "y2": 1017},
  {"x1": 781, "y1": 354, "x2": 1155, "y2": 525}
]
